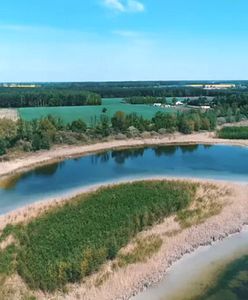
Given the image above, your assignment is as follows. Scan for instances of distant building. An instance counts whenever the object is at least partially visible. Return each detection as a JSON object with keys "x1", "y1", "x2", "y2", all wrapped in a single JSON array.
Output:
[
  {"x1": 200, "y1": 105, "x2": 211, "y2": 109},
  {"x1": 175, "y1": 101, "x2": 183, "y2": 106},
  {"x1": 187, "y1": 84, "x2": 235, "y2": 90},
  {"x1": 204, "y1": 84, "x2": 235, "y2": 90},
  {"x1": 153, "y1": 103, "x2": 162, "y2": 107}
]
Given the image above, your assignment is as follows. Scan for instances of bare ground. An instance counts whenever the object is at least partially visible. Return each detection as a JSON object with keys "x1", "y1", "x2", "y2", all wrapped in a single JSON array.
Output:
[{"x1": 0, "y1": 109, "x2": 19, "y2": 121}]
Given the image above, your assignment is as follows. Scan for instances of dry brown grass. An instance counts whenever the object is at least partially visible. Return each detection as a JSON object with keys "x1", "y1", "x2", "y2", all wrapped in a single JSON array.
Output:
[
  {"x1": 117, "y1": 235, "x2": 163, "y2": 267},
  {"x1": 176, "y1": 183, "x2": 232, "y2": 228}
]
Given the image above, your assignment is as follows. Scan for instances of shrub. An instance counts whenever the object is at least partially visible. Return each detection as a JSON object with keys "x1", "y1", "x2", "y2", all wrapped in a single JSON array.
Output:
[{"x1": 217, "y1": 126, "x2": 248, "y2": 139}]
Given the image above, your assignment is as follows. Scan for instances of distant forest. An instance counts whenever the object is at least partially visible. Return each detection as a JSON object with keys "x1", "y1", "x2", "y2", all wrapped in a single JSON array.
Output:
[
  {"x1": 0, "y1": 81, "x2": 247, "y2": 108},
  {"x1": 38, "y1": 81, "x2": 248, "y2": 98},
  {"x1": 0, "y1": 88, "x2": 101, "y2": 108}
]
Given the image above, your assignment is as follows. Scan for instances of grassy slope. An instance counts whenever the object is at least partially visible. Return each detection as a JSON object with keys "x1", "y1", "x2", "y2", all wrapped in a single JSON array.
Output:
[{"x1": 1, "y1": 180, "x2": 197, "y2": 292}]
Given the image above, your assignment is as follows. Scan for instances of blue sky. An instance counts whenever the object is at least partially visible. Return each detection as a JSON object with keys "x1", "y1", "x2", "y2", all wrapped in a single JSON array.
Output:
[{"x1": 1, "y1": 0, "x2": 248, "y2": 82}]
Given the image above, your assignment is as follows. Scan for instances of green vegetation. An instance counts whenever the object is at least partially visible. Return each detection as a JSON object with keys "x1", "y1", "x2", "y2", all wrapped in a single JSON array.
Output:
[
  {"x1": 0, "y1": 180, "x2": 197, "y2": 292},
  {"x1": 214, "y1": 94, "x2": 248, "y2": 123},
  {"x1": 117, "y1": 235, "x2": 163, "y2": 267},
  {"x1": 55, "y1": 81, "x2": 224, "y2": 98},
  {"x1": 125, "y1": 96, "x2": 167, "y2": 104},
  {"x1": 217, "y1": 126, "x2": 248, "y2": 139},
  {"x1": 0, "y1": 102, "x2": 217, "y2": 156},
  {"x1": 0, "y1": 87, "x2": 101, "y2": 107},
  {"x1": 0, "y1": 245, "x2": 16, "y2": 277},
  {"x1": 18, "y1": 98, "x2": 177, "y2": 125}
]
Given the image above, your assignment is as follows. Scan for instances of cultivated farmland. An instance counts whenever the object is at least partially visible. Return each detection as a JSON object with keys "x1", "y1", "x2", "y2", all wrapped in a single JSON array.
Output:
[{"x1": 18, "y1": 98, "x2": 178, "y2": 126}]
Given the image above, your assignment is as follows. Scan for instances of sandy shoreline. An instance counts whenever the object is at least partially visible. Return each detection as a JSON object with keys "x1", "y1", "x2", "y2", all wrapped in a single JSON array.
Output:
[
  {"x1": 0, "y1": 131, "x2": 248, "y2": 179},
  {"x1": 0, "y1": 177, "x2": 248, "y2": 300}
]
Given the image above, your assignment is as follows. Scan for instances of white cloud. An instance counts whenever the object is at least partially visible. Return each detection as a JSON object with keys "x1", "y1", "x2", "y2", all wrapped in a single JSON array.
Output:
[
  {"x1": 127, "y1": 0, "x2": 144, "y2": 12},
  {"x1": 113, "y1": 30, "x2": 141, "y2": 37},
  {"x1": 103, "y1": 0, "x2": 144, "y2": 13},
  {"x1": 103, "y1": 0, "x2": 125, "y2": 12}
]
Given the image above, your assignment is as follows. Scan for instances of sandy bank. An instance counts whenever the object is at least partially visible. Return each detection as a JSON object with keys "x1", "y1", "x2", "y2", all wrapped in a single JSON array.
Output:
[
  {"x1": 0, "y1": 132, "x2": 248, "y2": 179},
  {"x1": 0, "y1": 178, "x2": 248, "y2": 300}
]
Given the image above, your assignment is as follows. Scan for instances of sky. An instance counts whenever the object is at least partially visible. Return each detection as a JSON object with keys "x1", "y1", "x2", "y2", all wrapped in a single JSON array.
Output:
[{"x1": 1, "y1": 0, "x2": 248, "y2": 82}]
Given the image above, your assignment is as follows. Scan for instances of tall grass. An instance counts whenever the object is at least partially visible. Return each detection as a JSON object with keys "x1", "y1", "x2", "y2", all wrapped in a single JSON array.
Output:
[
  {"x1": 217, "y1": 126, "x2": 248, "y2": 139},
  {"x1": 2, "y1": 181, "x2": 197, "y2": 292}
]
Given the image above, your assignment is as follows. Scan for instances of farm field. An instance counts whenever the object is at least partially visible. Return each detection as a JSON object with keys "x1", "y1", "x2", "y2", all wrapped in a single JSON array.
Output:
[{"x1": 18, "y1": 98, "x2": 179, "y2": 125}]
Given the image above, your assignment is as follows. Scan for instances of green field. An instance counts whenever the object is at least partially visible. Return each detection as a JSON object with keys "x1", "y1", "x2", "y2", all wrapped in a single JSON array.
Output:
[{"x1": 18, "y1": 98, "x2": 178, "y2": 126}]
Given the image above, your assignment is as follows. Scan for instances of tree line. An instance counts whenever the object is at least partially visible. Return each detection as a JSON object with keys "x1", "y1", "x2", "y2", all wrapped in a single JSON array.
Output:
[
  {"x1": 125, "y1": 96, "x2": 167, "y2": 105},
  {"x1": 0, "y1": 88, "x2": 101, "y2": 107},
  {"x1": 0, "y1": 109, "x2": 217, "y2": 156},
  {"x1": 213, "y1": 93, "x2": 248, "y2": 123}
]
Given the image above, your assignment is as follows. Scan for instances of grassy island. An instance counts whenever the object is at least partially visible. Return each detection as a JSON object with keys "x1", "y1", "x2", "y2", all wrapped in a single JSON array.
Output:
[{"x1": 0, "y1": 180, "x2": 198, "y2": 292}]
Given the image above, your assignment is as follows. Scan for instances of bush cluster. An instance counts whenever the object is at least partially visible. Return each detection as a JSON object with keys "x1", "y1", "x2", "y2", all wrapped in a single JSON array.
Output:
[{"x1": 217, "y1": 126, "x2": 248, "y2": 139}]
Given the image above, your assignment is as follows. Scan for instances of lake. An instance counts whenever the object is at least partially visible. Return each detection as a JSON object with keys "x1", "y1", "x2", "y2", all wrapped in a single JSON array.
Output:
[{"x1": 0, "y1": 144, "x2": 248, "y2": 215}]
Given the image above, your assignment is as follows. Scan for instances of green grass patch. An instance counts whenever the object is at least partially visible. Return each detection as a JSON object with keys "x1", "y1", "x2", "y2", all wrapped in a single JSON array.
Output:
[
  {"x1": 117, "y1": 235, "x2": 163, "y2": 267},
  {"x1": 4, "y1": 180, "x2": 197, "y2": 292},
  {"x1": 18, "y1": 98, "x2": 177, "y2": 125},
  {"x1": 217, "y1": 126, "x2": 248, "y2": 139},
  {"x1": 0, "y1": 245, "x2": 17, "y2": 278}
]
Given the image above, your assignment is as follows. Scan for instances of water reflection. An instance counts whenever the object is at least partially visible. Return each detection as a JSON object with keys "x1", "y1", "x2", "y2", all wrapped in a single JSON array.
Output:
[
  {"x1": 0, "y1": 162, "x2": 60, "y2": 190},
  {"x1": 92, "y1": 145, "x2": 204, "y2": 165},
  {"x1": 111, "y1": 148, "x2": 145, "y2": 165},
  {"x1": 153, "y1": 146, "x2": 177, "y2": 157},
  {"x1": 0, "y1": 144, "x2": 247, "y2": 215},
  {"x1": 33, "y1": 162, "x2": 60, "y2": 176}
]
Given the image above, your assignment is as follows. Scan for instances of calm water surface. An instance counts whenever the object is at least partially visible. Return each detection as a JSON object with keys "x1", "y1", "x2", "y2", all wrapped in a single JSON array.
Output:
[
  {"x1": 132, "y1": 229, "x2": 248, "y2": 300},
  {"x1": 0, "y1": 144, "x2": 248, "y2": 214}
]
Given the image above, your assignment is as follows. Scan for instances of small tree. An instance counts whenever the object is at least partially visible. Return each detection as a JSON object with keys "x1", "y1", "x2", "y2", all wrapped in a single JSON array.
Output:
[
  {"x1": 179, "y1": 119, "x2": 194, "y2": 134},
  {"x1": 70, "y1": 119, "x2": 87, "y2": 133},
  {"x1": 111, "y1": 111, "x2": 127, "y2": 132}
]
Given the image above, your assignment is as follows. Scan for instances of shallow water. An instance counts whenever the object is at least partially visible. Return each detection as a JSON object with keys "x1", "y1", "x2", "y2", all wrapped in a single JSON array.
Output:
[
  {"x1": 132, "y1": 229, "x2": 248, "y2": 300},
  {"x1": 0, "y1": 144, "x2": 248, "y2": 214}
]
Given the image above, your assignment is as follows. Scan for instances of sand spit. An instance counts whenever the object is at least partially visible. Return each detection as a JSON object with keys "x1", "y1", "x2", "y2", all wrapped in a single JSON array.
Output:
[
  {"x1": 0, "y1": 178, "x2": 248, "y2": 300},
  {"x1": 0, "y1": 132, "x2": 248, "y2": 179}
]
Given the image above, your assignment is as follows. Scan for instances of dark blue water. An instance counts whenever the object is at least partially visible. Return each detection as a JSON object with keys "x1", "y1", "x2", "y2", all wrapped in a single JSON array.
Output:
[{"x1": 0, "y1": 144, "x2": 248, "y2": 215}]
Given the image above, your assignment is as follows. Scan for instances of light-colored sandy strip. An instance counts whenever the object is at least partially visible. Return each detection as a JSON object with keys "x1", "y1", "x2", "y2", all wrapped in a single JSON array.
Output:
[{"x1": 0, "y1": 109, "x2": 19, "y2": 121}]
